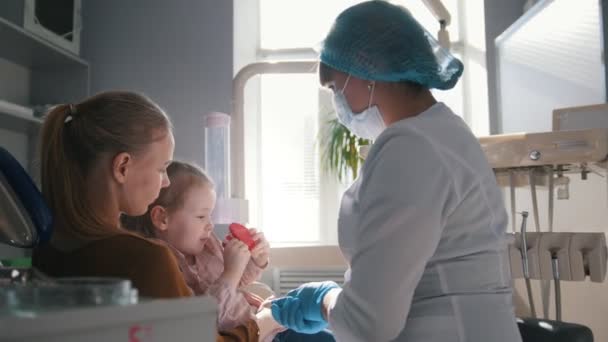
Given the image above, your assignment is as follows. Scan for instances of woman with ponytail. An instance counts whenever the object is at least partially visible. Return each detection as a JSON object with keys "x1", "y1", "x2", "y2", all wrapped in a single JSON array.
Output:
[
  {"x1": 33, "y1": 91, "x2": 283, "y2": 341},
  {"x1": 34, "y1": 91, "x2": 182, "y2": 295}
]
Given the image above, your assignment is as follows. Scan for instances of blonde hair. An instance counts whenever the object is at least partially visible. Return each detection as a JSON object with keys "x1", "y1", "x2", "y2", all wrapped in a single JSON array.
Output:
[
  {"x1": 121, "y1": 161, "x2": 214, "y2": 238},
  {"x1": 40, "y1": 91, "x2": 172, "y2": 242}
]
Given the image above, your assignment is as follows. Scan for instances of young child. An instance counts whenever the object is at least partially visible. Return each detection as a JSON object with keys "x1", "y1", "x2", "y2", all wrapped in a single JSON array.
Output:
[{"x1": 122, "y1": 161, "x2": 273, "y2": 332}]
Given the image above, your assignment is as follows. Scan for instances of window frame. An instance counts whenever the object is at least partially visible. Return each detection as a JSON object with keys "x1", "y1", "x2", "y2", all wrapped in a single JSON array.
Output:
[{"x1": 233, "y1": 0, "x2": 486, "y2": 245}]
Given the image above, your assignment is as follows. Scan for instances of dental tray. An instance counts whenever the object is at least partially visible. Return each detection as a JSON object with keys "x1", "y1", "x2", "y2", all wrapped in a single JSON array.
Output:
[
  {"x1": 479, "y1": 128, "x2": 608, "y2": 170},
  {"x1": 0, "y1": 277, "x2": 137, "y2": 316}
]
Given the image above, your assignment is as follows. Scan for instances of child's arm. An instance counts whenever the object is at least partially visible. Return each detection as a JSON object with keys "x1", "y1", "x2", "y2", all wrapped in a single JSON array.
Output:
[
  {"x1": 239, "y1": 229, "x2": 270, "y2": 286},
  {"x1": 240, "y1": 260, "x2": 265, "y2": 286},
  {"x1": 203, "y1": 239, "x2": 257, "y2": 332},
  {"x1": 219, "y1": 239, "x2": 252, "y2": 288},
  {"x1": 206, "y1": 280, "x2": 257, "y2": 332}
]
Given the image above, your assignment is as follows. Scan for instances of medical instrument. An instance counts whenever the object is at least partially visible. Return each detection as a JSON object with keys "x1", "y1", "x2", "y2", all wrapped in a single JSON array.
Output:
[
  {"x1": 551, "y1": 253, "x2": 561, "y2": 321},
  {"x1": 519, "y1": 211, "x2": 537, "y2": 319},
  {"x1": 480, "y1": 126, "x2": 608, "y2": 333},
  {"x1": 483, "y1": 129, "x2": 608, "y2": 298},
  {"x1": 480, "y1": 126, "x2": 608, "y2": 342}
]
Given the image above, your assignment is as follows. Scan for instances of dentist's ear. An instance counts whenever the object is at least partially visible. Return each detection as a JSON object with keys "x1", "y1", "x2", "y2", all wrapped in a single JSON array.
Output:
[
  {"x1": 112, "y1": 152, "x2": 132, "y2": 184},
  {"x1": 150, "y1": 205, "x2": 169, "y2": 231}
]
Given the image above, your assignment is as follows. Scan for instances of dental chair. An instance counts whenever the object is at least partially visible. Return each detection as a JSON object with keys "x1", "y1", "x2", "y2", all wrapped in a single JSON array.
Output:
[
  {"x1": 0, "y1": 147, "x2": 52, "y2": 282},
  {"x1": 0, "y1": 146, "x2": 52, "y2": 249}
]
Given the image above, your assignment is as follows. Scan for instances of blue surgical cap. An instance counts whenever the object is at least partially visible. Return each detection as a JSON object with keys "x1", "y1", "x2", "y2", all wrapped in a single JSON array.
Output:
[{"x1": 320, "y1": 0, "x2": 463, "y2": 90}]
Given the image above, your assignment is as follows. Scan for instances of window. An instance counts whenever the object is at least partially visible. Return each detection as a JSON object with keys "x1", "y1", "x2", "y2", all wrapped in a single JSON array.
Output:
[
  {"x1": 235, "y1": 0, "x2": 488, "y2": 245},
  {"x1": 259, "y1": 74, "x2": 321, "y2": 243},
  {"x1": 259, "y1": 1, "x2": 365, "y2": 50}
]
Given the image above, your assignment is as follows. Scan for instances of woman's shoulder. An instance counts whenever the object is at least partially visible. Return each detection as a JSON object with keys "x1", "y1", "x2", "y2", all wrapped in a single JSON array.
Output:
[
  {"x1": 97, "y1": 231, "x2": 167, "y2": 246},
  {"x1": 84, "y1": 232, "x2": 176, "y2": 266},
  {"x1": 370, "y1": 103, "x2": 467, "y2": 165},
  {"x1": 87, "y1": 233, "x2": 192, "y2": 297},
  {"x1": 34, "y1": 233, "x2": 191, "y2": 298}
]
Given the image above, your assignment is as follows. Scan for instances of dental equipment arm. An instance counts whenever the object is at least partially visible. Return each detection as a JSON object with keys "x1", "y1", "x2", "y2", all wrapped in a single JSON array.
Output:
[{"x1": 422, "y1": 0, "x2": 451, "y2": 49}]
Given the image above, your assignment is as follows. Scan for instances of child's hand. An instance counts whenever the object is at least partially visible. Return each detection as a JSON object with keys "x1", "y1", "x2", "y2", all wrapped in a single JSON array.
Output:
[
  {"x1": 249, "y1": 228, "x2": 270, "y2": 268},
  {"x1": 256, "y1": 302, "x2": 287, "y2": 340},
  {"x1": 221, "y1": 239, "x2": 251, "y2": 287}
]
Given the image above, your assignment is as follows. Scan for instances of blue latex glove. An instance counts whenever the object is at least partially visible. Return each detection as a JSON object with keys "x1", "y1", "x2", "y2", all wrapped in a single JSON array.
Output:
[{"x1": 271, "y1": 281, "x2": 340, "y2": 334}]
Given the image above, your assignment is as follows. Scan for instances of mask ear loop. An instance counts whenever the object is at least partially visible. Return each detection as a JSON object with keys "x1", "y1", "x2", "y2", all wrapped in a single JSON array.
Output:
[
  {"x1": 341, "y1": 74, "x2": 352, "y2": 93},
  {"x1": 368, "y1": 82, "x2": 376, "y2": 108}
]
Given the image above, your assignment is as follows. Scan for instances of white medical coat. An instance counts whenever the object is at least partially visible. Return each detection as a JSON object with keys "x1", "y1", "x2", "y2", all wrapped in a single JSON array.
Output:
[{"x1": 329, "y1": 103, "x2": 522, "y2": 342}]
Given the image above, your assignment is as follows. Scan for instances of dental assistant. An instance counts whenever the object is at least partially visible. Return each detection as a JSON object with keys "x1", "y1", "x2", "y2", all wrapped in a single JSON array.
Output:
[{"x1": 271, "y1": 1, "x2": 522, "y2": 341}]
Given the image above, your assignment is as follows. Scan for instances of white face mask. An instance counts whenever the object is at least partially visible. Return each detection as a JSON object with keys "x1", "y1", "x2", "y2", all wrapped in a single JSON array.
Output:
[{"x1": 332, "y1": 75, "x2": 386, "y2": 141}]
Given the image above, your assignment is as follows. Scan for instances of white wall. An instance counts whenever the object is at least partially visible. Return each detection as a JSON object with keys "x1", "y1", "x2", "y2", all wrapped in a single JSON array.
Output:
[{"x1": 81, "y1": 0, "x2": 234, "y2": 166}]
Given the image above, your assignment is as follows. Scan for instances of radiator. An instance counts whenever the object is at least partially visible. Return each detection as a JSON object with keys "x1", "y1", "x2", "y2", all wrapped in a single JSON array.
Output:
[{"x1": 272, "y1": 267, "x2": 347, "y2": 296}]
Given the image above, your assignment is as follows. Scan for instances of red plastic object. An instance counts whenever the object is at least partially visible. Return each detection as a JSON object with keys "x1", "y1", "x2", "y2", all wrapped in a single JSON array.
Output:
[{"x1": 228, "y1": 223, "x2": 256, "y2": 250}]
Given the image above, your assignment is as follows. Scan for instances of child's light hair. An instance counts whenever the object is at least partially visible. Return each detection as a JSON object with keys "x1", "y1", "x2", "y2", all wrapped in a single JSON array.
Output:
[{"x1": 121, "y1": 161, "x2": 214, "y2": 238}]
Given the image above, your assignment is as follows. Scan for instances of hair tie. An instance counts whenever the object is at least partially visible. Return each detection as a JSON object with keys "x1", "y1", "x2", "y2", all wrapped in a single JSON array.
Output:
[{"x1": 64, "y1": 104, "x2": 78, "y2": 124}]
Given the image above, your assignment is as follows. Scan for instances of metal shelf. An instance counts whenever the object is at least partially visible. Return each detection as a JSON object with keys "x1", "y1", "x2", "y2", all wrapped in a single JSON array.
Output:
[
  {"x1": 0, "y1": 16, "x2": 88, "y2": 70},
  {"x1": 0, "y1": 99, "x2": 41, "y2": 134}
]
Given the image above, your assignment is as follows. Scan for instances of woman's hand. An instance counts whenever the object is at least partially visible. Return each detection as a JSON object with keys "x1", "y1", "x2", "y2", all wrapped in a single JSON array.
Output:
[
  {"x1": 270, "y1": 281, "x2": 340, "y2": 334},
  {"x1": 249, "y1": 228, "x2": 270, "y2": 268}
]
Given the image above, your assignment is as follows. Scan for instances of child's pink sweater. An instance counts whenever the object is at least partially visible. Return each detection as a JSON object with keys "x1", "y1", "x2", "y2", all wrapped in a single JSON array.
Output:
[{"x1": 164, "y1": 233, "x2": 266, "y2": 331}]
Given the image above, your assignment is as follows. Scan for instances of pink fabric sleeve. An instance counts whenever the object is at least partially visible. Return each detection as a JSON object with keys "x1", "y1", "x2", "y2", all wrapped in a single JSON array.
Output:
[
  {"x1": 207, "y1": 279, "x2": 257, "y2": 331},
  {"x1": 193, "y1": 234, "x2": 263, "y2": 331},
  {"x1": 240, "y1": 259, "x2": 265, "y2": 287},
  {"x1": 162, "y1": 237, "x2": 266, "y2": 333},
  {"x1": 208, "y1": 232, "x2": 265, "y2": 287}
]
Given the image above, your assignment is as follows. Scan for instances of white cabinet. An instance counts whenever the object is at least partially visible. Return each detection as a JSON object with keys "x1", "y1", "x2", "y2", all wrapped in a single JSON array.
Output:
[{"x1": 0, "y1": 296, "x2": 218, "y2": 342}]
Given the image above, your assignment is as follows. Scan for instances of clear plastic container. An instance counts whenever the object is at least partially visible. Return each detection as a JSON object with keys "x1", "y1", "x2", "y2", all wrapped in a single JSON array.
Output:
[
  {"x1": 203, "y1": 112, "x2": 231, "y2": 199},
  {"x1": 0, "y1": 277, "x2": 137, "y2": 316}
]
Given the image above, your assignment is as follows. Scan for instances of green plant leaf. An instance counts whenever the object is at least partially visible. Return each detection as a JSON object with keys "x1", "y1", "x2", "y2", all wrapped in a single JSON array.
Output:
[{"x1": 318, "y1": 111, "x2": 370, "y2": 182}]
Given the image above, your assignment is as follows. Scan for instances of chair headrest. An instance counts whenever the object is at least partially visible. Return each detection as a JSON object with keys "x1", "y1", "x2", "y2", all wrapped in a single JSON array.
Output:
[{"x1": 0, "y1": 147, "x2": 52, "y2": 248}]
